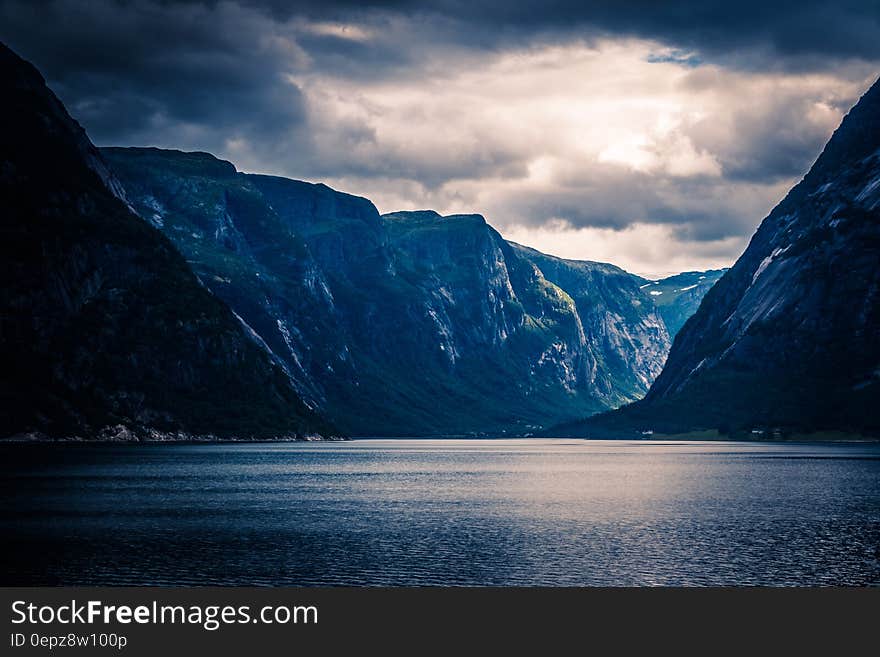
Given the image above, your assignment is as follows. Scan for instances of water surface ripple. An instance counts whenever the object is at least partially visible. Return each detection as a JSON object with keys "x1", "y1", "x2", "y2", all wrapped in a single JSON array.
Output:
[{"x1": 2, "y1": 440, "x2": 878, "y2": 586}]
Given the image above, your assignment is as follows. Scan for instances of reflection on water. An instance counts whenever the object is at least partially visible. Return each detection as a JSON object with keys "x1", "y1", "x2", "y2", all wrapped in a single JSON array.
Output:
[{"x1": 2, "y1": 439, "x2": 878, "y2": 586}]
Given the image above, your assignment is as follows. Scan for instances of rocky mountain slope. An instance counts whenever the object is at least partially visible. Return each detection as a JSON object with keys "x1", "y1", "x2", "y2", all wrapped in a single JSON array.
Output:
[
  {"x1": 103, "y1": 148, "x2": 675, "y2": 435},
  {"x1": 558, "y1": 76, "x2": 880, "y2": 437},
  {"x1": 0, "y1": 43, "x2": 334, "y2": 440},
  {"x1": 636, "y1": 270, "x2": 728, "y2": 338},
  {"x1": 509, "y1": 244, "x2": 670, "y2": 397}
]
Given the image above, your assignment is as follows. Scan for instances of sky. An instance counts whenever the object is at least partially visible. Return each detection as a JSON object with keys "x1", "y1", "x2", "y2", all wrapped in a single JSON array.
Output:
[{"x1": 1, "y1": 1, "x2": 878, "y2": 275}]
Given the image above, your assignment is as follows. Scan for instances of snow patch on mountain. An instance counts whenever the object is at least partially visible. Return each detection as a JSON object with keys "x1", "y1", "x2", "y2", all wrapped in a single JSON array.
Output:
[{"x1": 752, "y1": 246, "x2": 790, "y2": 285}]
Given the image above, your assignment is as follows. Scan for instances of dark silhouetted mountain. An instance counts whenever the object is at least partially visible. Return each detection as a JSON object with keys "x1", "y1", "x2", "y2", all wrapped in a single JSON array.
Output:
[
  {"x1": 635, "y1": 269, "x2": 728, "y2": 338},
  {"x1": 555, "y1": 77, "x2": 880, "y2": 438},
  {"x1": 103, "y1": 149, "x2": 673, "y2": 435},
  {"x1": 0, "y1": 43, "x2": 335, "y2": 440}
]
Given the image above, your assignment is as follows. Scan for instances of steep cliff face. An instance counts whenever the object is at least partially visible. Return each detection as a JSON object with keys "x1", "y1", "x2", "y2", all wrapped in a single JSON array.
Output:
[
  {"x1": 105, "y1": 150, "x2": 674, "y2": 435},
  {"x1": 509, "y1": 245, "x2": 670, "y2": 399},
  {"x1": 563, "y1": 77, "x2": 880, "y2": 437},
  {"x1": 101, "y1": 148, "x2": 353, "y2": 412},
  {"x1": 385, "y1": 212, "x2": 524, "y2": 357},
  {"x1": 249, "y1": 174, "x2": 390, "y2": 280},
  {"x1": 0, "y1": 43, "x2": 333, "y2": 440},
  {"x1": 381, "y1": 211, "x2": 605, "y2": 425}
]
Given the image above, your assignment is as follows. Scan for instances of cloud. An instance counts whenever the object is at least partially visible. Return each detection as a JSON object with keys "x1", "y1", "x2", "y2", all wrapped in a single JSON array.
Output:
[
  {"x1": 297, "y1": 43, "x2": 872, "y2": 236},
  {"x1": 682, "y1": 70, "x2": 864, "y2": 182},
  {"x1": 0, "y1": 0, "x2": 878, "y2": 273},
  {"x1": 502, "y1": 222, "x2": 746, "y2": 279},
  {"x1": 0, "y1": 0, "x2": 311, "y2": 149}
]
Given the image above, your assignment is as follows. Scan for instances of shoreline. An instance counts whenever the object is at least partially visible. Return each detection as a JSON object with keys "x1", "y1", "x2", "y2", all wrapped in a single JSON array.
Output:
[
  {"x1": 3, "y1": 434, "x2": 877, "y2": 445},
  {"x1": 1, "y1": 428, "x2": 348, "y2": 444}
]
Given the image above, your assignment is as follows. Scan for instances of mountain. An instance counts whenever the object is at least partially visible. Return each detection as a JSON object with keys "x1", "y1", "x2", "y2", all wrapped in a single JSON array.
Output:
[
  {"x1": 635, "y1": 270, "x2": 728, "y2": 338},
  {"x1": 98, "y1": 148, "x2": 348, "y2": 412},
  {"x1": 103, "y1": 148, "x2": 672, "y2": 435},
  {"x1": 0, "y1": 43, "x2": 334, "y2": 440},
  {"x1": 556, "y1": 77, "x2": 880, "y2": 438},
  {"x1": 508, "y1": 244, "x2": 670, "y2": 397}
]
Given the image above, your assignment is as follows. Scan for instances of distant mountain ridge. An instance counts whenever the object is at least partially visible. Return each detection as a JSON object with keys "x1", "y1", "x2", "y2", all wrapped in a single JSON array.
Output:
[
  {"x1": 556, "y1": 75, "x2": 880, "y2": 438},
  {"x1": 636, "y1": 270, "x2": 728, "y2": 338}
]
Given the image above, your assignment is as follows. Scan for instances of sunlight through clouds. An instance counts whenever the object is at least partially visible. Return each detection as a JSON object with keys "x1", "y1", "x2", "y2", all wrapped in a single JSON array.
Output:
[{"x1": 284, "y1": 38, "x2": 872, "y2": 272}]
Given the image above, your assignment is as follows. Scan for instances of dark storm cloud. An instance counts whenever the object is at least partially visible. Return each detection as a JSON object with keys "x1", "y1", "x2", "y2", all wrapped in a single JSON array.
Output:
[
  {"x1": 0, "y1": 0, "x2": 309, "y2": 147},
  {"x1": 0, "y1": 0, "x2": 505, "y2": 173},
  {"x1": 161, "y1": 0, "x2": 880, "y2": 67},
  {"x1": 1, "y1": 0, "x2": 875, "y2": 151}
]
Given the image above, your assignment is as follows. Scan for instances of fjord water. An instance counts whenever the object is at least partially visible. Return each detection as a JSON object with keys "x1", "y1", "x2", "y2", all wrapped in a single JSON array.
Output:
[{"x1": 2, "y1": 440, "x2": 878, "y2": 586}]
